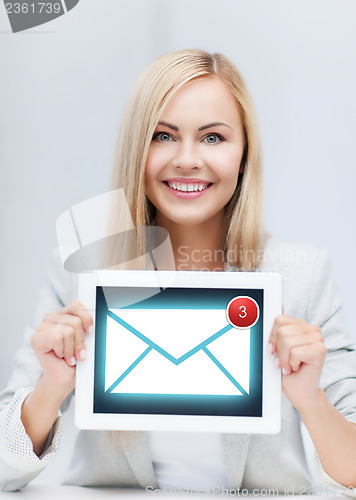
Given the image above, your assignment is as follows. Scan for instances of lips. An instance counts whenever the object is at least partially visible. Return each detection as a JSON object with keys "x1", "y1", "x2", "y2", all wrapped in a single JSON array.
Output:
[
  {"x1": 166, "y1": 181, "x2": 210, "y2": 192},
  {"x1": 162, "y1": 178, "x2": 213, "y2": 199}
]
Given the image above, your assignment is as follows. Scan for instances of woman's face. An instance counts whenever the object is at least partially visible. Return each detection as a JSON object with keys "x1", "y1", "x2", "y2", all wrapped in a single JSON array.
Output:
[{"x1": 145, "y1": 76, "x2": 245, "y2": 229}]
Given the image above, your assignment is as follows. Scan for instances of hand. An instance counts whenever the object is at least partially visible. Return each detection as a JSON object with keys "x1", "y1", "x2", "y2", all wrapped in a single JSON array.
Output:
[
  {"x1": 268, "y1": 314, "x2": 327, "y2": 412},
  {"x1": 31, "y1": 301, "x2": 93, "y2": 401}
]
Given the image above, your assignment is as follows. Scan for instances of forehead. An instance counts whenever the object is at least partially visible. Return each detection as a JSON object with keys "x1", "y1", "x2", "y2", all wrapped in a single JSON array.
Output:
[{"x1": 161, "y1": 76, "x2": 242, "y2": 124}]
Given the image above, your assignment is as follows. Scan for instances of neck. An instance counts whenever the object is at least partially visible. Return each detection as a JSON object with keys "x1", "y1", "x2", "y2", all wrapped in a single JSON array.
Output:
[{"x1": 156, "y1": 213, "x2": 226, "y2": 271}]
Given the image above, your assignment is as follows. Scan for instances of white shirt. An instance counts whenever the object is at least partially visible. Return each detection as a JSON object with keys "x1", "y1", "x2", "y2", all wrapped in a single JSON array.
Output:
[{"x1": 149, "y1": 431, "x2": 228, "y2": 491}]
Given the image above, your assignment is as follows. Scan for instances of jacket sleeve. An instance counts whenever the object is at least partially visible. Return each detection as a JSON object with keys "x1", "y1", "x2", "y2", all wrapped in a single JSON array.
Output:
[
  {"x1": 304, "y1": 249, "x2": 356, "y2": 496},
  {"x1": 0, "y1": 250, "x2": 76, "y2": 491}
]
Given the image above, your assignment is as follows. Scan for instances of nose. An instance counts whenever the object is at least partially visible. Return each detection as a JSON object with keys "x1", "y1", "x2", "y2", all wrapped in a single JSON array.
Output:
[{"x1": 172, "y1": 141, "x2": 204, "y2": 170}]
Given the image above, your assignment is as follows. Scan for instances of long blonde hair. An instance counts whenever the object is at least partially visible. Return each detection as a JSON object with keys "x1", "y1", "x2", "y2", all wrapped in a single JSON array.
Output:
[{"x1": 111, "y1": 49, "x2": 264, "y2": 271}]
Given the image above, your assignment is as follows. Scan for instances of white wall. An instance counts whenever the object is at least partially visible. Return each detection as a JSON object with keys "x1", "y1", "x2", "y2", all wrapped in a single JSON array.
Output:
[
  {"x1": 0, "y1": 0, "x2": 355, "y2": 485},
  {"x1": 0, "y1": 0, "x2": 163, "y2": 387}
]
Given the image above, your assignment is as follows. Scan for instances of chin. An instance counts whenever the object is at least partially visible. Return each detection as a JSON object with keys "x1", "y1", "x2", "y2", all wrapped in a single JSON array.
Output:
[{"x1": 167, "y1": 213, "x2": 216, "y2": 227}]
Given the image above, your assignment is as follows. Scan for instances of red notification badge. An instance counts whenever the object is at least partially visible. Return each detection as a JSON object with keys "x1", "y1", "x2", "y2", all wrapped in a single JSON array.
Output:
[{"x1": 226, "y1": 296, "x2": 260, "y2": 329}]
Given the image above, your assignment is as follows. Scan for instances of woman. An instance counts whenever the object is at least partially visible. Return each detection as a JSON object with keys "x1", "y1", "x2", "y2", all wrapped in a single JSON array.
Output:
[{"x1": 1, "y1": 49, "x2": 356, "y2": 494}]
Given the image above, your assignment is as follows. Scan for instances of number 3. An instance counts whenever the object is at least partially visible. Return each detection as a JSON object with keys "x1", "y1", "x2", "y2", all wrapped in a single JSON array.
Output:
[{"x1": 239, "y1": 305, "x2": 247, "y2": 318}]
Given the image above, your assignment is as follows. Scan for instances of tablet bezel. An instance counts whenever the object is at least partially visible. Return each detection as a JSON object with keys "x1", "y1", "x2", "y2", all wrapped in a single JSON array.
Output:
[{"x1": 76, "y1": 270, "x2": 282, "y2": 433}]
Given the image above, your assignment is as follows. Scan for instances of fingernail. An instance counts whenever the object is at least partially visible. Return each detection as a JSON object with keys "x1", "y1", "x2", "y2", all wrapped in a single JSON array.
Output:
[
  {"x1": 282, "y1": 368, "x2": 289, "y2": 375},
  {"x1": 70, "y1": 356, "x2": 77, "y2": 366},
  {"x1": 89, "y1": 325, "x2": 94, "y2": 335},
  {"x1": 273, "y1": 356, "x2": 281, "y2": 369},
  {"x1": 79, "y1": 349, "x2": 87, "y2": 361},
  {"x1": 267, "y1": 342, "x2": 274, "y2": 354}
]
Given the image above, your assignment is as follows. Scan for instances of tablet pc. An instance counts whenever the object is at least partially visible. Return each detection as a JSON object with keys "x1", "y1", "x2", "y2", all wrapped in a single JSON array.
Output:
[{"x1": 76, "y1": 270, "x2": 282, "y2": 433}]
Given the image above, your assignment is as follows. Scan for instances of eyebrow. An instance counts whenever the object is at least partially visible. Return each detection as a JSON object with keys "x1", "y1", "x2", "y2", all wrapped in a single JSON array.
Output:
[
  {"x1": 157, "y1": 121, "x2": 178, "y2": 131},
  {"x1": 157, "y1": 121, "x2": 231, "y2": 132},
  {"x1": 198, "y1": 122, "x2": 232, "y2": 131}
]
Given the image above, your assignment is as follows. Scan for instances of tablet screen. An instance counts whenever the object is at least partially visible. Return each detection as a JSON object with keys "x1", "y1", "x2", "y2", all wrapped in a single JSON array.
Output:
[{"x1": 93, "y1": 286, "x2": 263, "y2": 419}]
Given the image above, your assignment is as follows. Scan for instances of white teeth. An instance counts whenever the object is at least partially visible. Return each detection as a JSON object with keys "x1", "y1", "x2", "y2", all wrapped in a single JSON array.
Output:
[{"x1": 167, "y1": 181, "x2": 209, "y2": 192}]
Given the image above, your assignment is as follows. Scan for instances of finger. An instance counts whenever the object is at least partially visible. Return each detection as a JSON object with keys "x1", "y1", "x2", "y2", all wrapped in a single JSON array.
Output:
[
  {"x1": 268, "y1": 315, "x2": 306, "y2": 354},
  {"x1": 51, "y1": 326, "x2": 65, "y2": 359},
  {"x1": 40, "y1": 312, "x2": 87, "y2": 362},
  {"x1": 289, "y1": 341, "x2": 327, "y2": 373},
  {"x1": 61, "y1": 324, "x2": 77, "y2": 367},
  {"x1": 60, "y1": 301, "x2": 93, "y2": 334},
  {"x1": 50, "y1": 324, "x2": 76, "y2": 365},
  {"x1": 31, "y1": 324, "x2": 64, "y2": 358},
  {"x1": 35, "y1": 317, "x2": 85, "y2": 364},
  {"x1": 277, "y1": 330, "x2": 322, "y2": 374},
  {"x1": 59, "y1": 313, "x2": 87, "y2": 362}
]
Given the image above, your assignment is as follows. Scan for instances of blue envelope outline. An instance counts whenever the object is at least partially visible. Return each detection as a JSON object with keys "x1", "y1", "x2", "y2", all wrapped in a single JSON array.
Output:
[{"x1": 105, "y1": 310, "x2": 248, "y2": 396}]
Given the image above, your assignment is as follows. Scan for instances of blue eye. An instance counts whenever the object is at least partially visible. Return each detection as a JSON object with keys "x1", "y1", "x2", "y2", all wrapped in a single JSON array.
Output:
[
  {"x1": 204, "y1": 133, "x2": 224, "y2": 144},
  {"x1": 153, "y1": 132, "x2": 173, "y2": 142}
]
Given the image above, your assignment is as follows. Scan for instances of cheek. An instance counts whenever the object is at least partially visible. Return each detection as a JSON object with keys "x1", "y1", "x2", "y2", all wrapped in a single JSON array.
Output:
[
  {"x1": 227, "y1": 149, "x2": 244, "y2": 181},
  {"x1": 208, "y1": 146, "x2": 243, "y2": 179},
  {"x1": 145, "y1": 152, "x2": 156, "y2": 177},
  {"x1": 215, "y1": 158, "x2": 241, "y2": 185},
  {"x1": 145, "y1": 149, "x2": 170, "y2": 184},
  {"x1": 145, "y1": 155, "x2": 158, "y2": 191},
  {"x1": 145, "y1": 151, "x2": 167, "y2": 200}
]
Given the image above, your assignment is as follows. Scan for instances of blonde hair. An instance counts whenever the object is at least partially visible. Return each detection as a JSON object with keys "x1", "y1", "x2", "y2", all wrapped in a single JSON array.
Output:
[{"x1": 111, "y1": 49, "x2": 264, "y2": 270}]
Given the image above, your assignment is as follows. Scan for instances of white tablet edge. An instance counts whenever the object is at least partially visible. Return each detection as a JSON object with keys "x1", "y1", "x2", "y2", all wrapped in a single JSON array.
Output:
[{"x1": 76, "y1": 270, "x2": 282, "y2": 434}]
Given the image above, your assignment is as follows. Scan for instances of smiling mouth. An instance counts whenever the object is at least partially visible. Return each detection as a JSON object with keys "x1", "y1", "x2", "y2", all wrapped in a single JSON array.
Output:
[{"x1": 163, "y1": 180, "x2": 213, "y2": 192}]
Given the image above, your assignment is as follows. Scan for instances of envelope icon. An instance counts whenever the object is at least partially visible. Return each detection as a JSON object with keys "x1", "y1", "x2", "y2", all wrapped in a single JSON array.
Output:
[{"x1": 104, "y1": 308, "x2": 251, "y2": 397}]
